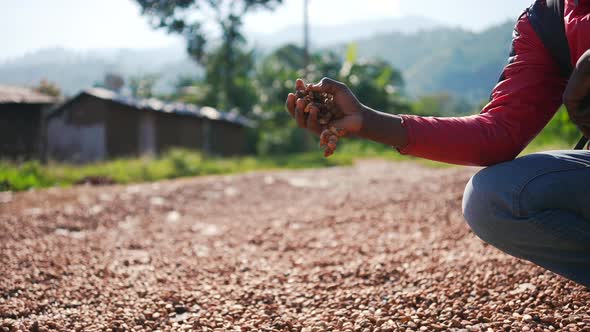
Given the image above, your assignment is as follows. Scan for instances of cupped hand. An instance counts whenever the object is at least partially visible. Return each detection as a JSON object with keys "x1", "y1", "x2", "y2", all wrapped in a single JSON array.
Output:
[{"x1": 285, "y1": 77, "x2": 365, "y2": 136}]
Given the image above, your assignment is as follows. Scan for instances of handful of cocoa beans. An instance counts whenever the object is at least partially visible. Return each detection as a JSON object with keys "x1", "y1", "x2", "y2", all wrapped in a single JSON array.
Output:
[{"x1": 295, "y1": 86, "x2": 347, "y2": 157}]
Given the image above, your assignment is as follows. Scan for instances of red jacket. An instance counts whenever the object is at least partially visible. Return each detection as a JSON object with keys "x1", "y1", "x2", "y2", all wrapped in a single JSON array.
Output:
[{"x1": 398, "y1": 0, "x2": 590, "y2": 166}]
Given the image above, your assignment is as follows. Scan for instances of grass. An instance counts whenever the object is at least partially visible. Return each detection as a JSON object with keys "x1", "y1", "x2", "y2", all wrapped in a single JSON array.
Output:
[
  {"x1": 1, "y1": 118, "x2": 581, "y2": 192},
  {"x1": 1, "y1": 140, "x2": 451, "y2": 192},
  {"x1": 0, "y1": 149, "x2": 357, "y2": 192}
]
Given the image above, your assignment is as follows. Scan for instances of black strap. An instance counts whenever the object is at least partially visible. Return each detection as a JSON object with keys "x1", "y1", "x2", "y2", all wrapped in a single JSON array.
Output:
[
  {"x1": 527, "y1": 0, "x2": 573, "y2": 77},
  {"x1": 574, "y1": 136, "x2": 589, "y2": 150}
]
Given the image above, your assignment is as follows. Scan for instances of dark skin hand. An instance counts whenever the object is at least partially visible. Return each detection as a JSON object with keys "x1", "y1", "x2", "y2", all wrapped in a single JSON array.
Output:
[
  {"x1": 285, "y1": 77, "x2": 409, "y2": 149},
  {"x1": 285, "y1": 78, "x2": 363, "y2": 136},
  {"x1": 564, "y1": 50, "x2": 590, "y2": 137}
]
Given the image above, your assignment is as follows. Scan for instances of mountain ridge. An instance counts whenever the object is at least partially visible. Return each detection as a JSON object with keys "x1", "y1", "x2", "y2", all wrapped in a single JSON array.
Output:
[
  {"x1": 0, "y1": 17, "x2": 515, "y2": 101},
  {"x1": 250, "y1": 15, "x2": 443, "y2": 48}
]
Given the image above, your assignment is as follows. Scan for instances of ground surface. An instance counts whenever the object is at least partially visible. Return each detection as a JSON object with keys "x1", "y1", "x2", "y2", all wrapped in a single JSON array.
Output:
[{"x1": 1, "y1": 161, "x2": 589, "y2": 332}]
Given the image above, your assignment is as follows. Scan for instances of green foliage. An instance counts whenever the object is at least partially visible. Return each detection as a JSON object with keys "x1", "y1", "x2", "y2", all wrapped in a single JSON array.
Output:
[
  {"x1": 411, "y1": 93, "x2": 477, "y2": 116},
  {"x1": 524, "y1": 108, "x2": 582, "y2": 153},
  {"x1": 172, "y1": 48, "x2": 259, "y2": 114},
  {"x1": 135, "y1": 0, "x2": 282, "y2": 115},
  {"x1": 135, "y1": 0, "x2": 282, "y2": 62},
  {"x1": 1, "y1": 146, "x2": 458, "y2": 192},
  {"x1": 337, "y1": 44, "x2": 408, "y2": 113},
  {"x1": 0, "y1": 149, "x2": 353, "y2": 192},
  {"x1": 340, "y1": 58, "x2": 409, "y2": 114},
  {"x1": 207, "y1": 47, "x2": 259, "y2": 113},
  {"x1": 0, "y1": 161, "x2": 55, "y2": 191}
]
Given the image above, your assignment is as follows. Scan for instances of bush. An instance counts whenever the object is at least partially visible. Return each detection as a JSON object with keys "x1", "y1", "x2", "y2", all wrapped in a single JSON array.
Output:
[
  {"x1": 0, "y1": 149, "x2": 358, "y2": 192},
  {"x1": 0, "y1": 161, "x2": 55, "y2": 191}
]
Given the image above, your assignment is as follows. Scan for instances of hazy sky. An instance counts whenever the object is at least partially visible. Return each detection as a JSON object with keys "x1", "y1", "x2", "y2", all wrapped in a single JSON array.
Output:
[{"x1": 1, "y1": 0, "x2": 533, "y2": 61}]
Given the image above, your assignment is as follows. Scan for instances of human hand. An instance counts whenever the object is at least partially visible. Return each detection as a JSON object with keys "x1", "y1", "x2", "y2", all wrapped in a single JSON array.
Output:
[
  {"x1": 285, "y1": 77, "x2": 365, "y2": 136},
  {"x1": 564, "y1": 50, "x2": 590, "y2": 137}
]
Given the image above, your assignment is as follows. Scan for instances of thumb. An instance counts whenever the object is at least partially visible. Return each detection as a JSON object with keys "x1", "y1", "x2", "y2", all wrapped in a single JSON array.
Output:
[{"x1": 309, "y1": 77, "x2": 344, "y2": 95}]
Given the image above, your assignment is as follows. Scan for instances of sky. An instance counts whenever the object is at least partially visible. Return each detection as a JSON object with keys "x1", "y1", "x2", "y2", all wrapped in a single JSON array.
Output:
[{"x1": 1, "y1": 0, "x2": 533, "y2": 61}]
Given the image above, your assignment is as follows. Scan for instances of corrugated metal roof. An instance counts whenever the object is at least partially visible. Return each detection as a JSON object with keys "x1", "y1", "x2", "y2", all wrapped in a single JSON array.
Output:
[
  {"x1": 83, "y1": 88, "x2": 254, "y2": 128},
  {"x1": 0, "y1": 85, "x2": 56, "y2": 104}
]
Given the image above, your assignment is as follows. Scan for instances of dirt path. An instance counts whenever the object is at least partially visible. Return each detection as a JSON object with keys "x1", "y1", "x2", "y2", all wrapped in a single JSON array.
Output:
[{"x1": 1, "y1": 161, "x2": 588, "y2": 331}]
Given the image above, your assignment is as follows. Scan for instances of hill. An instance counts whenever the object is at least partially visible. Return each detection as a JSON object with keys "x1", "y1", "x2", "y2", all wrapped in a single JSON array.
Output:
[
  {"x1": 0, "y1": 47, "x2": 200, "y2": 96},
  {"x1": 0, "y1": 19, "x2": 514, "y2": 100},
  {"x1": 347, "y1": 21, "x2": 514, "y2": 101},
  {"x1": 251, "y1": 15, "x2": 442, "y2": 48}
]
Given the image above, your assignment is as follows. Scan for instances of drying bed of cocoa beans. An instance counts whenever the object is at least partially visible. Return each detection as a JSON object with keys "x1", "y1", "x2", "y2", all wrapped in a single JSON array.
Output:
[{"x1": 1, "y1": 161, "x2": 589, "y2": 331}]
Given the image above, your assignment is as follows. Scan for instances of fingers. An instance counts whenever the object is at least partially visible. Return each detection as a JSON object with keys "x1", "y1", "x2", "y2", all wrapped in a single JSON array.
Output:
[
  {"x1": 324, "y1": 138, "x2": 337, "y2": 158},
  {"x1": 319, "y1": 129, "x2": 330, "y2": 148},
  {"x1": 295, "y1": 97, "x2": 307, "y2": 128},
  {"x1": 320, "y1": 127, "x2": 342, "y2": 157},
  {"x1": 295, "y1": 78, "x2": 306, "y2": 91},
  {"x1": 324, "y1": 148, "x2": 335, "y2": 158},
  {"x1": 306, "y1": 104, "x2": 321, "y2": 134},
  {"x1": 327, "y1": 138, "x2": 338, "y2": 150},
  {"x1": 285, "y1": 93, "x2": 296, "y2": 117},
  {"x1": 309, "y1": 77, "x2": 344, "y2": 94}
]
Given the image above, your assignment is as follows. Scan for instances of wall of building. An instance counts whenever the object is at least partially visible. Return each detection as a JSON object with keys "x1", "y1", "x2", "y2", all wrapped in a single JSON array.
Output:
[
  {"x1": 46, "y1": 96, "x2": 106, "y2": 163},
  {"x1": 139, "y1": 112, "x2": 156, "y2": 156},
  {"x1": 155, "y1": 113, "x2": 203, "y2": 154},
  {"x1": 105, "y1": 102, "x2": 141, "y2": 159},
  {"x1": 209, "y1": 121, "x2": 247, "y2": 156},
  {"x1": 46, "y1": 93, "x2": 249, "y2": 163},
  {"x1": 0, "y1": 104, "x2": 44, "y2": 160}
]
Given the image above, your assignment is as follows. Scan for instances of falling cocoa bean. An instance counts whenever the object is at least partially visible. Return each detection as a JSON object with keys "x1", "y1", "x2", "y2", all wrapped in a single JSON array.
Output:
[{"x1": 295, "y1": 85, "x2": 346, "y2": 157}]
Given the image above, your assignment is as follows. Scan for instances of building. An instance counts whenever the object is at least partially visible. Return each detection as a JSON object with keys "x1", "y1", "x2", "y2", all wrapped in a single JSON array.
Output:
[
  {"x1": 0, "y1": 86, "x2": 56, "y2": 160},
  {"x1": 46, "y1": 88, "x2": 253, "y2": 163}
]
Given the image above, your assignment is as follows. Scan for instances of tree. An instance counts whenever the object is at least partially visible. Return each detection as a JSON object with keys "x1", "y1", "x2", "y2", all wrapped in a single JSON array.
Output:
[
  {"x1": 135, "y1": 0, "x2": 283, "y2": 113},
  {"x1": 201, "y1": 46, "x2": 259, "y2": 113},
  {"x1": 338, "y1": 44, "x2": 408, "y2": 114}
]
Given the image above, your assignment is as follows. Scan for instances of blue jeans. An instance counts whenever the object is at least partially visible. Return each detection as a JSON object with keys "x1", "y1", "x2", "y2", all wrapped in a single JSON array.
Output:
[{"x1": 463, "y1": 150, "x2": 590, "y2": 287}]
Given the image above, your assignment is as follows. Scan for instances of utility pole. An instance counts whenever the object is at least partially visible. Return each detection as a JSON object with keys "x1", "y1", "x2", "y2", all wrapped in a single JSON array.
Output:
[
  {"x1": 303, "y1": 0, "x2": 312, "y2": 151},
  {"x1": 303, "y1": 0, "x2": 310, "y2": 78}
]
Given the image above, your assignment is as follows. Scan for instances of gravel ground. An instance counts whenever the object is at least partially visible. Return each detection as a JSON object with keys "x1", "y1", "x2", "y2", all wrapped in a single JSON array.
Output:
[{"x1": 1, "y1": 161, "x2": 589, "y2": 332}]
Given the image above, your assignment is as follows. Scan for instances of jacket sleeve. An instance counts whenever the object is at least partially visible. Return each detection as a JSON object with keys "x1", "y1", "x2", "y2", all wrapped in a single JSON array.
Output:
[{"x1": 397, "y1": 12, "x2": 567, "y2": 166}]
